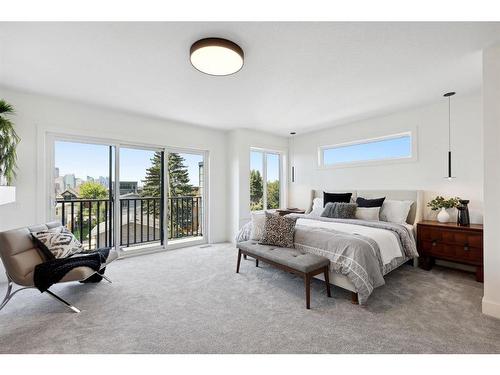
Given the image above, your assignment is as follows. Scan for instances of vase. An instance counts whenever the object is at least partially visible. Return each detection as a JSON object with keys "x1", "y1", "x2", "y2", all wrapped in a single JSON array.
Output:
[
  {"x1": 457, "y1": 200, "x2": 470, "y2": 226},
  {"x1": 437, "y1": 207, "x2": 450, "y2": 223}
]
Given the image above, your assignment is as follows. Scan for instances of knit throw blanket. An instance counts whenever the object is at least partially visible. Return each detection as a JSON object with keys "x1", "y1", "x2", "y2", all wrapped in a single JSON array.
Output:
[{"x1": 34, "y1": 247, "x2": 111, "y2": 292}]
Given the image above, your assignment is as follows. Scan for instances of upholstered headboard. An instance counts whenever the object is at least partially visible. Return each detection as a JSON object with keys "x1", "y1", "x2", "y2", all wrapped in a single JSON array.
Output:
[{"x1": 309, "y1": 189, "x2": 424, "y2": 226}]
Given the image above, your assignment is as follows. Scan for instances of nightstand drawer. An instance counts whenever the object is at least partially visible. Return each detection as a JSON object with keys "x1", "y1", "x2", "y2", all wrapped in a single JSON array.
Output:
[
  {"x1": 441, "y1": 231, "x2": 482, "y2": 248},
  {"x1": 420, "y1": 227, "x2": 443, "y2": 242},
  {"x1": 421, "y1": 240, "x2": 482, "y2": 264}
]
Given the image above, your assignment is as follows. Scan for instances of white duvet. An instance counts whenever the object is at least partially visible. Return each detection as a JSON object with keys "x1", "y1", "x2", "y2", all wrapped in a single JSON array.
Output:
[{"x1": 296, "y1": 218, "x2": 404, "y2": 265}]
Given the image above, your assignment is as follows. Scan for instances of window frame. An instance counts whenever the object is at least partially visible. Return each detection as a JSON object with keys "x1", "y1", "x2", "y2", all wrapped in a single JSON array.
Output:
[
  {"x1": 318, "y1": 131, "x2": 416, "y2": 169},
  {"x1": 249, "y1": 148, "x2": 284, "y2": 212}
]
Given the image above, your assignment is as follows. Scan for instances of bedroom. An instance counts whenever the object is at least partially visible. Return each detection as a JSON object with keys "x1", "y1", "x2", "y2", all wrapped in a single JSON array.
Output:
[{"x1": 1, "y1": 0, "x2": 500, "y2": 373}]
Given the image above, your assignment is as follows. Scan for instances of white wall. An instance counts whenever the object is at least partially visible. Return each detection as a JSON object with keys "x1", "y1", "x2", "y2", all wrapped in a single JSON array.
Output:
[
  {"x1": 289, "y1": 93, "x2": 484, "y2": 224},
  {"x1": 0, "y1": 87, "x2": 228, "y2": 283},
  {"x1": 226, "y1": 129, "x2": 288, "y2": 241},
  {"x1": 482, "y1": 43, "x2": 500, "y2": 319}
]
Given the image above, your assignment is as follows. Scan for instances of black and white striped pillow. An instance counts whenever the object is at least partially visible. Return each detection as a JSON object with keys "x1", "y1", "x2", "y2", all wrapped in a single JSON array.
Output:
[{"x1": 32, "y1": 226, "x2": 84, "y2": 259}]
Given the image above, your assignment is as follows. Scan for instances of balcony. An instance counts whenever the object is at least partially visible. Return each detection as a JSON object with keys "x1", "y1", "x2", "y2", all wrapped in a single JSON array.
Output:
[{"x1": 55, "y1": 196, "x2": 203, "y2": 250}]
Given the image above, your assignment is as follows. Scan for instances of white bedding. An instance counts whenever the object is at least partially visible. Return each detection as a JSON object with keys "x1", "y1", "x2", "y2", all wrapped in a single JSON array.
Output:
[{"x1": 296, "y1": 218, "x2": 403, "y2": 265}]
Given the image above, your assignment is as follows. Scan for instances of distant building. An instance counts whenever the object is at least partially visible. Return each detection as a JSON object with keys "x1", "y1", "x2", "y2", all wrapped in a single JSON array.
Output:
[
  {"x1": 54, "y1": 176, "x2": 64, "y2": 195},
  {"x1": 63, "y1": 174, "x2": 76, "y2": 189},
  {"x1": 112, "y1": 181, "x2": 138, "y2": 196},
  {"x1": 54, "y1": 167, "x2": 60, "y2": 178},
  {"x1": 59, "y1": 188, "x2": 79, "y2": 201},
  {"x1": 86, "y1": 176, "x2": 94, "y2": 182},
  {"x1": 97, "y1": 176, "x2": 109, "y2": 188}
]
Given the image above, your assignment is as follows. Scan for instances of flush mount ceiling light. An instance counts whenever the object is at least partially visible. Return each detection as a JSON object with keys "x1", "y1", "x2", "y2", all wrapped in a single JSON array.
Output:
[{"x1": 190, "y1": 38, "x2": 244, "y2": 76}]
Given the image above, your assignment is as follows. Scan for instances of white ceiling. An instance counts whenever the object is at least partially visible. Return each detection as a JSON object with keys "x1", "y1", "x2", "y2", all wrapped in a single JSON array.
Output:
[{"x1": 1, "y1": 22, "x2": 500, "y2": 135}]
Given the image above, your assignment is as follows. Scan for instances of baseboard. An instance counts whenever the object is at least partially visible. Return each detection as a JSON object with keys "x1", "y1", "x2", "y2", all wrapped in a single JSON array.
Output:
[{"x1": 482, "y1": 297, "x2": 500, "y2": 319}]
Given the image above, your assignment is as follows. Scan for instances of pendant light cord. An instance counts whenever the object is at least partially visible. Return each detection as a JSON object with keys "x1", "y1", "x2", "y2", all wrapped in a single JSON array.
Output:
[{"x1": 448, "y1": 96, "x2": 451, "y2": 152}]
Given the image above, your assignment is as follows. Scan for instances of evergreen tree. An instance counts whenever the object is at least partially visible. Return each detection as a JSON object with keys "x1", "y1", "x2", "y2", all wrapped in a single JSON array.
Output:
[
  {"x1": 266, "y1": 180, "x2": 280, "y2": 209},
  {"x1": 141, "y1": 152, "x2": 162, "y2": 197},
  {"x1": 141, "y1": 152, "x2": 195, "y2": 235},
  {"x1": 141, "y1": 152, "x2": 193, "y2": 198},
  {"x1": 250, "y1": 169, "x2": 263, "y2": 211},
  {"x1": 167, "y1": 153, "x2": 193, "y2": 196}
]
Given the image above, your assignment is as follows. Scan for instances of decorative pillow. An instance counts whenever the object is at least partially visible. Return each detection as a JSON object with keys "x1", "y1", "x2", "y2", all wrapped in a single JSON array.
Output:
[
  {"x1": 250, "y1": 212, "x2": 266, "y2": 241},
  {"x1": 259, "y1": 212, "x2": 297, "y2": 248},
  {"x1": 355, "y1": 207, "x2": 381, "y2": 221},
  {"x1": 356, "y1": 196, "x2": 385, "y2": 208},
  {"x1": 323, "y1": 192, "x2": 352, "y2": 206},
  {"x1": 32, "y1": 226, "x2": 84, "y2": 259},
  {"x1": 321, "y1": 202, "x2": 357, "y2": 219},
  {"x1": 309, "y1": 197, "x2": 324, "y2": 216},
  {"x1": 380, "y1": 199, "x2": 414, "y2": 224}
]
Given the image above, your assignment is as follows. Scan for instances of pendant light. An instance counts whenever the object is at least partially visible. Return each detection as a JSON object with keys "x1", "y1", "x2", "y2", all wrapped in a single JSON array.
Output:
[
  {"x1": 444, "y1": 92, "x2": 456, "y2": 180},
  {"x1": 290, "y1": 132, "x2": 296, "y2": 183}
]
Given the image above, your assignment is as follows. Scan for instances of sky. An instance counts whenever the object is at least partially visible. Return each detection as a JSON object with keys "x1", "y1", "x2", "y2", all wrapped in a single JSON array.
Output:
[
  {"x1": 55, "y1": 141, "x2": 203, "y2": 187},
  {"x1": 250, "y1": 151, "x2": 280, "y2": 181},
  {"x1": 323, "y1": 135, "x2": 411, "y2": 165}
]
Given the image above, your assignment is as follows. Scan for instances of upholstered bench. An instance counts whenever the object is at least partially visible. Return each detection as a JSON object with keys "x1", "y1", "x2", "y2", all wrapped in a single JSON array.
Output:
[{"x1": 236, "y1": 240, "x2": 331, "y2": 309}]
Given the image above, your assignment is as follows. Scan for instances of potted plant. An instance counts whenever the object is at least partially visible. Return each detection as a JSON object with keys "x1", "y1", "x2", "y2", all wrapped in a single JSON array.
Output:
[
  {"x1": 0, "y1": 99, "x2": 19, "y2": 205},
  {"x1": 427, "y1": 195, "x2": 461, "y2": 223}
]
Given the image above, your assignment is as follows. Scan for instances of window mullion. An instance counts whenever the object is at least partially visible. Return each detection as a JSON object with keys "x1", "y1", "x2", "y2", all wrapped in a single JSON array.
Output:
[{"x1": 263, "y1": 151, "x2": 267, "y2": 210}]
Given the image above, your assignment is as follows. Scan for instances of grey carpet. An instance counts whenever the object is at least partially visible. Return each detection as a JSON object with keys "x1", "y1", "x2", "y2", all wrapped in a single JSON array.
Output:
[{"x1": 1, "y1": 242, "x2": 499, "y2": 353}]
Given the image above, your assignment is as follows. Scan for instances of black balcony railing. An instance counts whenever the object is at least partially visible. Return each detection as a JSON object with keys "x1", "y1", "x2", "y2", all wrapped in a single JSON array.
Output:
[{"x1": 56, "y1": 196, "x2": 202, "y2": 250}]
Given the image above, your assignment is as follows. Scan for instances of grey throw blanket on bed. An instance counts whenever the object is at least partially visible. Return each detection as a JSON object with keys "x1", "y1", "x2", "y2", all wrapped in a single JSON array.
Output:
[{"x1": 236, "y1": 215, "x2": 417, "y2": 304}]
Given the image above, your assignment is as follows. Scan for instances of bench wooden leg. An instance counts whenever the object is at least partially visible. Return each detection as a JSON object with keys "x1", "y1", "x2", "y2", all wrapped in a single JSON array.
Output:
[
  {"x1": 236, "y1": 249, "x2": 242, "y2": 273},
  {"x1": 304, "y1": 274, "x2": 311, "y2": 309},
  {"x1": 255, "y1": 259, "x2": 259, "y2": 267},
  {"x1": 323, "y1": 267, "x2": 331, "y2": 298},
  {"x1": 351, "y1": 292, "x2": 359, "y2": 305}
]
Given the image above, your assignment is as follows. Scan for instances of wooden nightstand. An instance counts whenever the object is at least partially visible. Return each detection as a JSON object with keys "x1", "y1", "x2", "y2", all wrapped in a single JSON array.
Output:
[
  {"x1": 276, "y1": 208, "x2": 306, "y2": 216},
  {"x1": 417, "y1": 220, "x2": 483, "y2": 282}
]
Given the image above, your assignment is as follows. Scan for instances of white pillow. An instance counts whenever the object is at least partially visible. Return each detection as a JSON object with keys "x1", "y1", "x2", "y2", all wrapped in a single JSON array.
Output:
[
  {"x1": 355, "y1": 207, "x2": 380, "y2": 221},
  {"x1": 309, "y1": 197, "x2": 324, "y2": 216},
  {"x1": 250, "y1": 212, "x2": 266, "y2": 240},
  {"x1": 380, "y1": 200, "x2": 413, "y2": 224}
]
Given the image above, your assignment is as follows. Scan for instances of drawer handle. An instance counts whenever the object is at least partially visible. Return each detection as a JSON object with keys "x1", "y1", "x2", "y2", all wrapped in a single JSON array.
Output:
[
  {"x1": 464, "y1": 244, "x2": 469, "y2": 251},
  {"x1": 432, "y1": 240, "x2": 437, "y2": 247}
]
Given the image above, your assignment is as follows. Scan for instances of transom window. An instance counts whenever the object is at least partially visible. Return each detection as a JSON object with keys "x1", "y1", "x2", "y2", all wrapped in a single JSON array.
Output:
[
  {"x1": 319, "y1": 132, "x2": 413, "y2": 167},
  {"x1": 250, "y1": 149, "x2": 281, "y2": 211}
]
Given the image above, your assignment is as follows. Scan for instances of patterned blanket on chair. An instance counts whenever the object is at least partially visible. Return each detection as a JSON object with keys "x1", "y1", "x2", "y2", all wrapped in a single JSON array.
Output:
[{"x1": 33, "y1": 247, "x2": 112, "y2": 292}]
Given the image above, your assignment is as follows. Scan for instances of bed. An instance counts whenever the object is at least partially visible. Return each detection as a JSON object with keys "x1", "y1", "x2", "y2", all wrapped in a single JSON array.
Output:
[{"x1": 237, "y1": 189, "x2": 423, "y2": 304}]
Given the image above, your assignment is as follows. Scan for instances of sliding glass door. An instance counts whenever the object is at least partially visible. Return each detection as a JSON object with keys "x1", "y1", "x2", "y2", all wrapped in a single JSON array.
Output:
[
  {"x1": 118, "y1": 147, "x2": 164, "y2": 251},
  {"x1": 53, "y1": 140, "x2": 115, "y2": 251},
  {"x1": 51, "y1": 137, "x2": 207, "y2": 254},
  {"x1": 166, "y1": 149, "x2": 206, "y2": 246}
]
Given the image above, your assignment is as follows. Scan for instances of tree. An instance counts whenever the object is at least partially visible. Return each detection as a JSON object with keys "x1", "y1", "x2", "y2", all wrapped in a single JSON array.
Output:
[
  {"x1": 79, "y1": 181, "x2": 108, "y2": 199},
  {"x1": 141, "y1": 152, "x2": 195, "y2": 235},
  {"x1": 266, "y1": 180, "x2": 280, "y2": 209},
  {"x1": 167, "y1": 153, "x2": 193, "y2": 196},
  {"x1": 141, "y1": 152, "x2": 194, "y2": 198},
  {"x1": 141, "y1": 152, "x2": 162, "y2": 197},
  {"x1": 250, "y1": 169, "x2": 263, "y2": 211}
]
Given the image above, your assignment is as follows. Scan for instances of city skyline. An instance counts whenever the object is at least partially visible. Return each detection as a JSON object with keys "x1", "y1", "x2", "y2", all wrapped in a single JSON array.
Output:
[{"x1": 55, "y1": 141, "x2": 203, "y2": 189}]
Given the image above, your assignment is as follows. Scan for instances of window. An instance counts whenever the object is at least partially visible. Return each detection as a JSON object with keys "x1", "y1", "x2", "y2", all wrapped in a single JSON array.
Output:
[
  {"x1": 250, "y1": 149, "x2": 281, "y2": 211},
  {"x1": 319, "y1": 132, "x2": 413, "y2": 167},
  {"x1": 50, "y1": 136, "x2": 209, "y2": 255}
]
